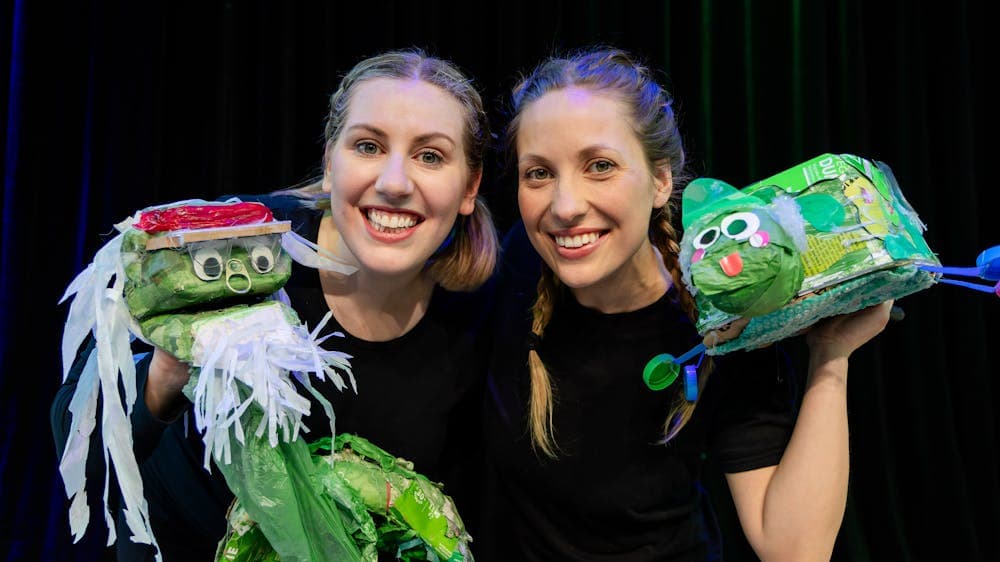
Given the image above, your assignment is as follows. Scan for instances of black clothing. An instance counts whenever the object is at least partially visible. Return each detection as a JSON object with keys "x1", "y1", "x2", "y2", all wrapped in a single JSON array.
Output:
[
  {"x1": 51, "y1": 194, "x2": 494, "y2": 561},
  {"x1": 478, "y1": 223, "x2": 797, "y2": 561}
]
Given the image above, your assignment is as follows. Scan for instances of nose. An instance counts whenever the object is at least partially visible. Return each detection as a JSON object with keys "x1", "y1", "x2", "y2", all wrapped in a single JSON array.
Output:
[
  {"x1": 550, "y1": 180, "x2": 588, "y2": 224},
  {"x1": 374, "y1": 155, "x2": 413, "y2": 199}
]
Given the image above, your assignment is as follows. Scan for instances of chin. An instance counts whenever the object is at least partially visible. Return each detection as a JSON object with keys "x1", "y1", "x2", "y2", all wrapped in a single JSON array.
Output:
[{"x1": 550, "y1": 266, "x2": 603, "y2": 291}]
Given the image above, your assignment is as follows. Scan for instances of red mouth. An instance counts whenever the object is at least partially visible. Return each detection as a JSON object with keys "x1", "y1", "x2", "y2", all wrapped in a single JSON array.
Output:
[{"x1": 362, "y1": 207, "x2": 424, "y2": 242}]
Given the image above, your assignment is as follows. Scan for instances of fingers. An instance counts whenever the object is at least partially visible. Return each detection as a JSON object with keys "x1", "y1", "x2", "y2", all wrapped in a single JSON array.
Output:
[{"x1": 146, "y1": 347, "x2": 194, "y2": 420}]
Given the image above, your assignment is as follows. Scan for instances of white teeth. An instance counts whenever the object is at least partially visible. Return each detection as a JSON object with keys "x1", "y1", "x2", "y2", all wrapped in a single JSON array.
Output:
[
  {"x1": 367, "y1": 209, "x2": 418, "y2": 232},
  {"x1": 554, "y1": 232, "x2": 600, "y2": 248}
]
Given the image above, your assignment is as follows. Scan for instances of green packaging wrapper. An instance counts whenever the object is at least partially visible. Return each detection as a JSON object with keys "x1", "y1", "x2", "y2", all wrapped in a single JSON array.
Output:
[{"x1": 680, "y1": 153, "x2": 940, "y2": 353}]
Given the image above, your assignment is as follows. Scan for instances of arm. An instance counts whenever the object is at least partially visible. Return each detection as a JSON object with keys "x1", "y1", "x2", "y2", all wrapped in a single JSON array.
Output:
[
  {"x1": 51, "y1": 339, "x2": 192, "y2": 479},
  {"x1": 144, "y1": 347, "x2": 193, "y2": 421},
  {"x1": 725, "y1": 300, "x2": 893, "y2": 562}
]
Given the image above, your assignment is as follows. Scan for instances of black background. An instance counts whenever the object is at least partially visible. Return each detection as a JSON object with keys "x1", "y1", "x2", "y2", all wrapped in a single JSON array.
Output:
[{"x1": 1, "y1": 1, "x2": 997, "y2": 560}]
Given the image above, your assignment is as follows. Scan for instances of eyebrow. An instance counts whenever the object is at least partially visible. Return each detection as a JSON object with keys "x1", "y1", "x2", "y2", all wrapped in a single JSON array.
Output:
[
  {"x1": 345, "y1": 124, "x2": 457, "y2": 148},
  {"x1": 517, "y1": 153, "x2": 553, "y2": 168},
  {"x1": 518, "y1": 144, "x2": 620, "y2": 167},
  {"x1": 578, "y1": 144, "x2": 619, "y2": 160}
]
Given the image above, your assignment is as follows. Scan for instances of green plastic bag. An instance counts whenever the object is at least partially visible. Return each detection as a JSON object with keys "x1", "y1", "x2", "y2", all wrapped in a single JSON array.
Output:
[
  {"x1": 216, "y1": 434, "x2": 474, "y2": 562},
  {"x1": 209, "y1": 406, "x2": 364, "y2": 562}
]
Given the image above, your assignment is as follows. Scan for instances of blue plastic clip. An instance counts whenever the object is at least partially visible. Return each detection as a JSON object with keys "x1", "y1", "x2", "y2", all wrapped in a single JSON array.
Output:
[{"x1": 683, "y1": 365, "x2": 699, "y2": 401}]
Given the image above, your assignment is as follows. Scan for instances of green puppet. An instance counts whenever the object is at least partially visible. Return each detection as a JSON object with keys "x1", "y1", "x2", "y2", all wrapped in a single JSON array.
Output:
[
  {"x1": 58, "y1": 199, "x2": 473, "y2": 562},
  {"x1": 648, "y1": 154, "x2": 997, "y2": 398},
  {"x1": 676, "y1": 154, "x2": 941, "y2": 356},
  {"x1": 679, "y1": 178, "x2": 807, "y2": 318}
]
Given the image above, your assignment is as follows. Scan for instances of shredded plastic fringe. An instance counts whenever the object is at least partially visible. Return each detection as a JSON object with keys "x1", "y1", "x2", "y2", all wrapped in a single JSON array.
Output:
[
  {"x1": 58, "y1": 218, "x2": 160, "y2": 558},
  {"x1": 56, "y1": 202, "x2": 358, "y2": 561},
  {"x1": 188, "y1": 304, "x2": 355, "y2": 469}
]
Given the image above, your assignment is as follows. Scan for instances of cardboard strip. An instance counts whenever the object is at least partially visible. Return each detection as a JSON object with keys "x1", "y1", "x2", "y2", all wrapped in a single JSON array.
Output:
[{"x1": 145, "y1": 221, "x2": 292, "y2": 250}]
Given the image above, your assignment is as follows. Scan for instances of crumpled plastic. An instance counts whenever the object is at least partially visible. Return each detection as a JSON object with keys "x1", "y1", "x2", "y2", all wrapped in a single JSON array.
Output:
[
  {"x1": 216, "y1": 434, "x2": 475, "y2": 562},
  {"x1": 134, "y1": 201, "x2": 274, "y2": 232},
  {"x1": 678, "y1": 153, "x2": 940, "y2": 354},
  {"x1": 57, "y1": 198, "x2": 359, "y2": 561}
]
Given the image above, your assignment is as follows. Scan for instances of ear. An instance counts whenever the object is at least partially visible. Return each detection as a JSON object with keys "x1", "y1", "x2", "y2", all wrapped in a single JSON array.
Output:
[
  {"x1": 459, "y1": 169, "x2": 482, "y2": 216},
  {"x1": 652, "y1": 161, "x2": 673, "y2": 209}
]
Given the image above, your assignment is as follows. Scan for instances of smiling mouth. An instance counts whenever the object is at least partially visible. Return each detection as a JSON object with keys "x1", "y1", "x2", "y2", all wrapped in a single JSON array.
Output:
[
  {"x1": 365, "y1": 208, "x2": 423, "y2": 233},
  {"x1": 553, "y1": 231, "x2": 603, "y2": 249}
]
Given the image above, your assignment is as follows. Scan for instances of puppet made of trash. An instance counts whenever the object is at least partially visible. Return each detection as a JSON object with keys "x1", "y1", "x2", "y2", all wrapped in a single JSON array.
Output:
[
  {"x1": 57, "y1": 199, "x2": 473, "y2": 562},
  {"x1": 642, "y1": 154, "x2": 998, "y2": 399}
]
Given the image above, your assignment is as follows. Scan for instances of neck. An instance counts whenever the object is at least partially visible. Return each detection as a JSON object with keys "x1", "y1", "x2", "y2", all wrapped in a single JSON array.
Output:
[
  {"x1": 571, "y1": 242, "x2": 671, "y2": 314},
  {"x1": 317, "y1": 216, "x2": 436, "y2": 341}
]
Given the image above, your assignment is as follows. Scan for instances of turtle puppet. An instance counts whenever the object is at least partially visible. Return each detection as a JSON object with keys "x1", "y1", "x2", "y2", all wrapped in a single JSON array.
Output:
[{"x1": 643, "y1": 154, "x2": 998, "y2": 397}]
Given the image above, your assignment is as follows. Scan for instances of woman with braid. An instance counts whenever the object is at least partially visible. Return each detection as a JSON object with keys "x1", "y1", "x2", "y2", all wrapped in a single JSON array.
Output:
[{"x1": 478, "y1": 46, "x2": 892, "y2": 561}]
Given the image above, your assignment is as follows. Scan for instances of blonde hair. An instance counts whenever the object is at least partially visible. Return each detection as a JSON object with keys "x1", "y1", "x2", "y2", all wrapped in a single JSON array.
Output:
[
  {"x1": 512, "y1": 46, "x2": 711, "y2": 456},
  {"x1": 426, "y1": 198, "x2": 498, "y2": 291},
  {"x1": 279, "y1": 48, "x2": 497, "y2": 291}
]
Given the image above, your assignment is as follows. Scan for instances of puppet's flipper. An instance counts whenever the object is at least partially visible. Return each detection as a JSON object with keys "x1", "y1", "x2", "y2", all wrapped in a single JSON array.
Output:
[
  {"x1": 215, "y1": 434, "x2": 475, "y2": 562},
  {"x1": 918, "y1": 245, "x2": 1000, "y2": 296}
]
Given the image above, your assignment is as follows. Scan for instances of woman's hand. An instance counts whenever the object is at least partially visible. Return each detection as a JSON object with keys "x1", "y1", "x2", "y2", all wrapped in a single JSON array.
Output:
[
  {"x1": 806, "y1": 299, "x2": 894, "y2": 367},
  {"x1": 145, "y1": 347, "x2": 192, "y2": 421}
]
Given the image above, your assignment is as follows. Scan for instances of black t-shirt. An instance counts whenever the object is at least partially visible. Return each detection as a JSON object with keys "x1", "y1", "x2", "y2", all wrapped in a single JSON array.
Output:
[
  {"x1": 51, "y1": 194, "x2": 495, "y2": 561},
  {"x1": 477, "y1": 223, "x2": 797, "y2": 562}
]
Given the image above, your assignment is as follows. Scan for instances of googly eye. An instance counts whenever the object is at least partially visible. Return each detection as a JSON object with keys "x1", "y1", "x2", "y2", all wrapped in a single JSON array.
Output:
[
  {"x1": 721, "y1": 212, "x2": 760, "y2": 241},
  {"x1": 192, "y1": 247, "x2": 224, "y2": 280},
  {"x1": 693, "y1": 227, "x2": 721, "y2": 250},
  {"x1": 248, "y1": 244, "x2": 275, "y2": 274}
]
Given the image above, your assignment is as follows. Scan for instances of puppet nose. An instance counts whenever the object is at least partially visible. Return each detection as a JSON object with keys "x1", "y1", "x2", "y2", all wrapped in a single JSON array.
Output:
[{"x1": 719, "y1": 251, "x2": 743, "y2": 277}]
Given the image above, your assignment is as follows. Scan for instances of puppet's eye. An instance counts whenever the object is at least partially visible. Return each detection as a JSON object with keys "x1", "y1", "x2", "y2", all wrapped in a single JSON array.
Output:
[
  {"x1": 721, "y1": 212, "x2": 760, "y2": 241},
  {"x1": 693, "y1": 227, "x2": 720, "y2": 250},
  {"x1": 192, "y1": 247, "x2": 224, "y2": 280},
  {"x1": 249, "y1": 244, "x2": 275, "y2": 274}
]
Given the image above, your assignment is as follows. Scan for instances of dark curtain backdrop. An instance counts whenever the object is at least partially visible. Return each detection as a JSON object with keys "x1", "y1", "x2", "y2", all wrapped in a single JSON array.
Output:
[{"x1": 2, "y1": 1, "x2": 997, "y2": 561}]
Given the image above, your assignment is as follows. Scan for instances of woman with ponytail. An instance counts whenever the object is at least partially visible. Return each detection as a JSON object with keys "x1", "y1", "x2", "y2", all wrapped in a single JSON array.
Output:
[{"x1": 479, "y1": 45, "x2": 891, "y2": 561}]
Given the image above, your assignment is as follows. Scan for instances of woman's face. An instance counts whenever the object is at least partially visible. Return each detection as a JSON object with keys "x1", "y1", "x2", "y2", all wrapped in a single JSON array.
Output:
[
  {"x1": 323, "y1": 77, "x2": 480, "y2": 279},
  {"x1": 516, "y1": 87, "x2": 671, "y2": 302}
]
